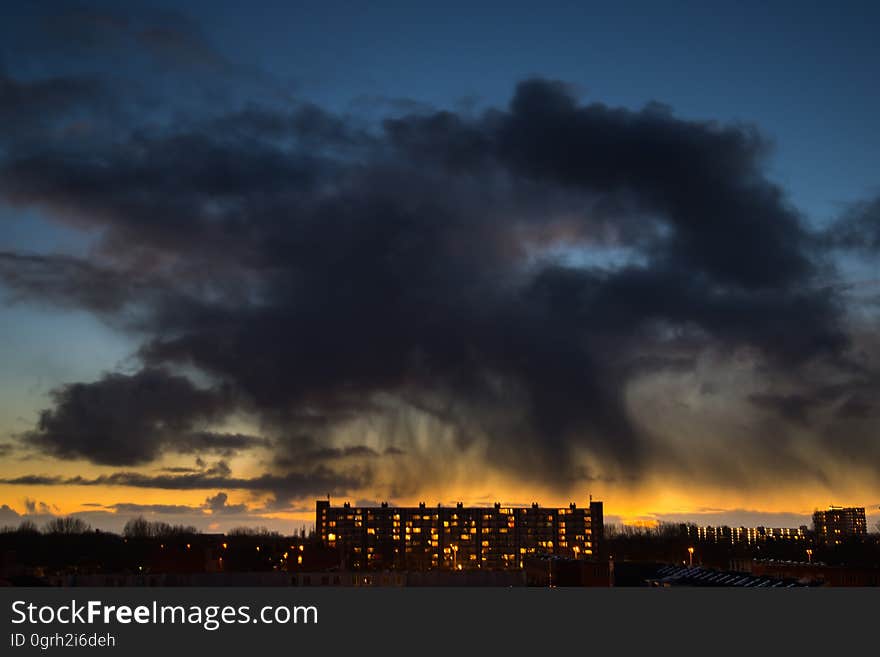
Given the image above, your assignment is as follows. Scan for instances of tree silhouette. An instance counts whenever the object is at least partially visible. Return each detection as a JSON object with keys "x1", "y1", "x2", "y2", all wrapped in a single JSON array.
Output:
[
  {"x1": 122, "y1": 516, "x2": 198, "y2": 538},
  {"x1": 16, "y1": 520, "x2": 39, "y2": 534},
  {"x1": 43, "y1": 517, "x2": 91, "y2": 534}
]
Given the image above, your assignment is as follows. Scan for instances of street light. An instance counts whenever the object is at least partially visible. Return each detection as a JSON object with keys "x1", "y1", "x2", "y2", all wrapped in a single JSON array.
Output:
[
  {"x1": 806, "y1": 548, "x2": 813, "y2": 564},
  {"x1": 451, "y1": 544, "x2": 458, "y2": 571},
  {"x1": 687, "y1": 546, "x2": 695, "y2": 567}
]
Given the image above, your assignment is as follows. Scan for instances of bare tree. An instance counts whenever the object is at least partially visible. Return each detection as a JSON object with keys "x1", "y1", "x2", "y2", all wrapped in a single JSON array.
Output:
[
  {"x1": 228, "y1": 526, "x2": 280, "y2": 537},
  {"x1": 16, "y1": 520, "x2": 39, "y2": 534},
  {"x1": 43, "y1": 517, "x2": 91, "y2": 534},
  {"x1": 122, "y1": 516, "x2": 152, "y2": 538},
  {"x1": 123, "y1": 516, "x2": 197, "y2": 538}
]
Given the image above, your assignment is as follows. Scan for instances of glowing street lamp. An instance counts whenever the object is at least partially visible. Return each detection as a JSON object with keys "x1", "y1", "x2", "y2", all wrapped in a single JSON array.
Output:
[
  {"x1": 806, "y1": 548, "x2": 813, "y2": 564},
  {"x1": 687, "y1": 546, "x2": 695, "y2": 567}
]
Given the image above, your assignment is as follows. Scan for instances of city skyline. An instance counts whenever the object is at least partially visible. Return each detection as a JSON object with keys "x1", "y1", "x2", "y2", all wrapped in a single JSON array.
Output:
[{"x1": 2, "y1": 1, "x2": 880, "y2": 534}]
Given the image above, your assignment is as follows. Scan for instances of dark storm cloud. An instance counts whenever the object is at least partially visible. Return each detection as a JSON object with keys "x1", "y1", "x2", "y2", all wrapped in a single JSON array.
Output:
[
  {"x1": 0, "y1": 252, "x2": 170, "y2": 316},
  {"x1": 0, "y1": 132, "x2": 325, "y2": 260},
  {"x1": 0, "y1": 19, "x2": 870, "y2": 490},
  {"x1": 111, "y1": 79, "x2": 844, "y2": 477},
  {"x1": 835, "y1": 397, "x2": 875, "y2": 419},
  {"x1": 0, "y1": 468, "x2": 368, "y2": 503},
  {"x1": 743, "y1": 370, "x2": 880, "y2": 469},
  {"x1": 749, "y1": 376, "x2": 880, "y2": 423},
  {"x1": 1, "y1": 475, "x2": 58, "y2": 486},
  {"x1": 274, "y1": 435, "x2": 382, "y2": 469},
  {"x1": 748, "y1": 393, "x2": 814, "y2": 425},
  {"x1": 386, "y1": 79, "x2": 814, "y2": 289},
  {"x1": 204, "y1": 492, "x2": 247, "y2": 514},
  {"x1": 176, "y1": 433, "x2": 270, "y2": 456},
  {"x1": 22, "y1": 368, "x2": 245, "y2": 466},
  {"x1": 159, "y1": 459, "x2": 233, "y2": 477}
]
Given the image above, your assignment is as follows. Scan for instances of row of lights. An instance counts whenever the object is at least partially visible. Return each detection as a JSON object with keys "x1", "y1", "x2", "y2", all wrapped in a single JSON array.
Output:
[{"x1": 685, "y1": 546, "x2": 816, "y2": 566}]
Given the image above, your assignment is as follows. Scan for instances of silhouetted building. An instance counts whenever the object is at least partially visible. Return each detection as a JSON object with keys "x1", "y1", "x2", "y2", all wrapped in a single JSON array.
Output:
[
  {"x1": 315, "y1": 498, "x2": 603, "y2": 570},
  {"x1": 683, "y1": 524, "x2": 809, "y2": 545},
  {"x1": 812, "y1": 506, "x2": 867, "y2": 546}
]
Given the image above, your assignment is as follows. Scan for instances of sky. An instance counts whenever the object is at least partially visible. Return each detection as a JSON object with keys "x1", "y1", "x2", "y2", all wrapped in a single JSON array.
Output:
[{"x1": 0, "y1": 0, "x2": 879, "y2": 533}]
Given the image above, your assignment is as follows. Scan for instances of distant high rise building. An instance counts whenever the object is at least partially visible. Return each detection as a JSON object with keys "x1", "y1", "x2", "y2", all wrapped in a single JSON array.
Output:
[
  {"x1": 812, "y1": 506, "x2": 867, "y2": 546},
  {"x1": 315, "y1": 498, "x2": 603, "y2": 570}
]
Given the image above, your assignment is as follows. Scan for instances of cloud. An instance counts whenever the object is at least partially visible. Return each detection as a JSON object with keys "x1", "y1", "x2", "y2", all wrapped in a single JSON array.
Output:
[
  {"x1": 748, "y1": 393, "x2": 814, "y2": 425},
  {"x1": 204, "y1": 492, "x2": 247, "y2": 514},
  {"x1": 21, "y1": 368, "x2": 251, "y2": 465},
  {"x1": 101, "y1": 492, "x2": 249, "y2": 516},
  {"x1": 387, "y1": 79, "x2": 815, "y2": 289},
  {"x1": 0, "y1": 10, "x2": 876, "y2": 498},
  {"x1": 0, "y1": 252, "x2": 174, "y2": 317},
  {"x1": 0, "y1": 466, "x2": 369, "y2": 505},
  {"x1": 0, "y1": 71, "x2": 106, "y2": 144},
  {"x1": 108, "y1": 502, "x2": 203, "y2": 515},
  {"x1": 159, "y1": 459, "x2": 233, "y2": 477},
  {"x1": 274, "y1": 436, "x2": 383, "y2": 469},
  {"x1": 0, "y1": 504, "x2": 23, "y2": 527},
  {"x1": 1, "y1": 475, "x2": 60, "y2": 486}
]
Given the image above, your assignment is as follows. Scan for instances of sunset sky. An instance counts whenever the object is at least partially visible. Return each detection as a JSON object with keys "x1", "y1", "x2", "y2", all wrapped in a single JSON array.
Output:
[{"x1": 1, "y1": 0, "x2": 879, "y2": 533}]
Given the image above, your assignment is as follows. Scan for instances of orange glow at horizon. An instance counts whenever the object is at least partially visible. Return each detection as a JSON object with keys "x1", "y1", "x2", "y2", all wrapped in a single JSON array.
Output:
[{"x1": 3, "y1": 474, "x2": 878, "y2": 531}]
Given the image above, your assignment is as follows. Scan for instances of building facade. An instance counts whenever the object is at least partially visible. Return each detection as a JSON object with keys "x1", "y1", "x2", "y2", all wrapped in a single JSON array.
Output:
[
  {"x1": 812, "y1": 506, "x2": 867, "y2": 546},
  {"x1": 683, "y1": 524, "x2": 809, "y2": 546},
  {"x1": 315, "y1": 499, "x2": 604, "y2": 570}
]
